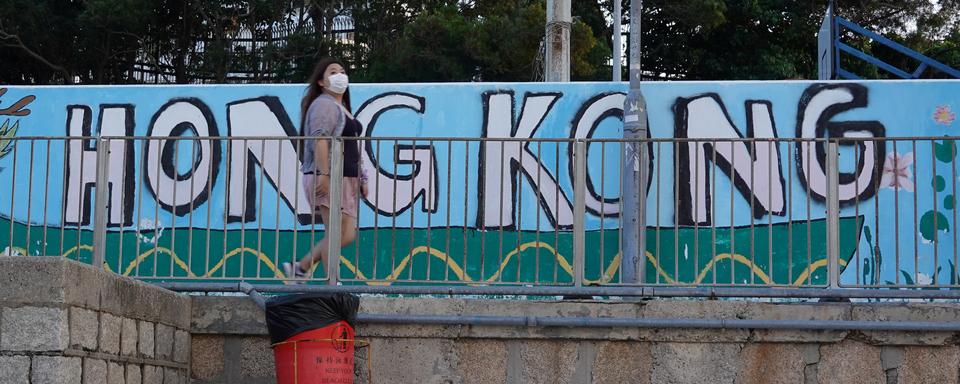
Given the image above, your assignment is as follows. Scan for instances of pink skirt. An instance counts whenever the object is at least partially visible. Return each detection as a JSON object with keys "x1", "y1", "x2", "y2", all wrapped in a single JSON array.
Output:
[{"x1": 302, "y1": 174, "x2": 360, "y2": 218}]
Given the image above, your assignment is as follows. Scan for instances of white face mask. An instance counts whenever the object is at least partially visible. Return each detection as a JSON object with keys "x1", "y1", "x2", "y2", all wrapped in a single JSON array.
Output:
[{"x1": 327, "y1": 73, "x2": 349, "y2": 94}]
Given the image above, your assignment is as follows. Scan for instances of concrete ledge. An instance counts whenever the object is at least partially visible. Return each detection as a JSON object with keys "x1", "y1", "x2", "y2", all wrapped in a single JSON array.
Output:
[
  {"x1": 189, "y1": 296, "x2": 960, "y2": 345},
  {"x1": 0, "y1": 257, "x2": 192, "y2": 384},
  {"x1": 0, "y1": 257, "x2": 190, "y2": 329},
  {"x1": 186, "y1": 296, "x2": 960, "y2": 383}
]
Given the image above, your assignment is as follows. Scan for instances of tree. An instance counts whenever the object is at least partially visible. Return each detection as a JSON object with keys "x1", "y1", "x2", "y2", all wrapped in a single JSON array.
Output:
[
  {"x1": 0, "y1": 1, "x2": 85, "y2": 84},
  {"x1": 0, "y1": 0, "x2": 157, "y2": 84},
  {"x1": 357, "y1": 0, "x2": 612, "y2": 82},
  {"x1": 2, "y1": 0, "x2": 957, "y2": 84}
]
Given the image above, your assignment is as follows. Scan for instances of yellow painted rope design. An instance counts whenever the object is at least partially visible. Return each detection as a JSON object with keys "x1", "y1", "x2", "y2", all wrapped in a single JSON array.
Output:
[{"x1": 60, "y1": 240, "x2": 844, "y2": 286}]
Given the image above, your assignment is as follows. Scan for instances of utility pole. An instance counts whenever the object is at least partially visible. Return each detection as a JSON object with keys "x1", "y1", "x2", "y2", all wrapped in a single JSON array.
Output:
[
  {"x1": 613, "y1": 0, "x2": 622, "y2": 82},
  {"x1": 545, "y1": 0, "x2": 571, "y2": 82},
  {"x1": 620, "y1": 0, "x2": 648, "y2": 284}
]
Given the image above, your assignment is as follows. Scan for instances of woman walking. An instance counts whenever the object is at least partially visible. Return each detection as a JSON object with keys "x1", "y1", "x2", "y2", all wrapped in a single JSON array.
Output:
[{"x1": 283, "y1": 58, "x2": 368, "y2": 283}]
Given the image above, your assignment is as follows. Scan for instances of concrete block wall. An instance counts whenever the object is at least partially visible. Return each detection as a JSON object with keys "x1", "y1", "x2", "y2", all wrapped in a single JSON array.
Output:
[
  {"x1": 0, "y1": 257, "x2": 191, "y2": 384},
  {"x1": 5, "y1": 257, "x2": 960, "y2": 383},
  {"x1": 190, "y1": 297, "x2": 960, "y2": 384}
]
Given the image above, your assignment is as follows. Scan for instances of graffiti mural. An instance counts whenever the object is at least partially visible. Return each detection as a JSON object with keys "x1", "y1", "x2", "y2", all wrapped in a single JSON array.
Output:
[{"x1": 0, "y1": 81, "x2": 957, "y2": 286}]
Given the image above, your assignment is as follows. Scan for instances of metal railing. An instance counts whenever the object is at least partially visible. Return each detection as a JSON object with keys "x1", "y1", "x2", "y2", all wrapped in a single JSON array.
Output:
[
  {"x1": 832, "y1": 16, "x2": 960, "y2": 79},
  {"x1": 2, "y1": 135, "x2": 960, "y2": 296}
]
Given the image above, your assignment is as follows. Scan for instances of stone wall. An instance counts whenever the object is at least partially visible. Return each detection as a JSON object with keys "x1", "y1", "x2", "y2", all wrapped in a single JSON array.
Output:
[
  {"x1": 190, "y1": 296, "x2": 960, "y2": 384},
  {"x1": 4, "y1": 257, "x2": 960, "y2": 384},
  {"x1": 0, "y1": 257, "x2": 191, "y2": 384}
]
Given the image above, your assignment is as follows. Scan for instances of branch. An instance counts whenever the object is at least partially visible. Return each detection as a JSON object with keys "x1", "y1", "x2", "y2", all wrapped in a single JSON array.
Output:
[
  {"x1": 0, "y1": 28, "x2": 72, "y2": 80},
  {"x1": 105, "y1": 28, "x2": 144, "y2": 42},
  {"x1": 864, "y1": 8, "x2": 909, "y2": 26}
]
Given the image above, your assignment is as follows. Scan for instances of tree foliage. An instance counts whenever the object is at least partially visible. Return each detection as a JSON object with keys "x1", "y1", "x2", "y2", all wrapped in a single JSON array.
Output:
[
  {"x1": 0, "y1": 0, "x2": 957, "y2": 84},
  {"x1": 614, "y1": 0, "x2": 960, "y2": 80}
]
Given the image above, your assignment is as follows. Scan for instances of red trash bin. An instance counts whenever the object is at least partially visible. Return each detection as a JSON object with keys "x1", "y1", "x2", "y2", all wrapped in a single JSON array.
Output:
[{"x1": 273, "y1": 320, "x2": 355, "y2": 384}]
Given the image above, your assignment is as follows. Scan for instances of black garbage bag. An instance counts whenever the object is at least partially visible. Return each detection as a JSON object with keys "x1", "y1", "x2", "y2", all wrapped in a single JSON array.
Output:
[{"x1": 265, "y1": 293, "x2": 360, "y2": 344}]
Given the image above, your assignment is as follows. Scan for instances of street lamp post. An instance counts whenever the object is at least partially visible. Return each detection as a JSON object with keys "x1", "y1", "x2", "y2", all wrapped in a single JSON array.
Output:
[{"x1": 621, "y1": 0, "x2": 648, "y2": 284}]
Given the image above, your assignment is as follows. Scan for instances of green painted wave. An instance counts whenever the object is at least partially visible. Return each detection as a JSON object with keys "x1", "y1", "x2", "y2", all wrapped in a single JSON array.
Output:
[{"x1": 0, "y1": 216, "x2": 861, "y2": 286}]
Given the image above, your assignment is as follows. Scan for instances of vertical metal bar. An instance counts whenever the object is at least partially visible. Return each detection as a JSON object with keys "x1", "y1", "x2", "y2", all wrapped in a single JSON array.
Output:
[
  {"x1": 726, "y1": 141, "x2": 753, "y2": 285},
  {"x1": 355, "y1": 138, "x2": 363, "y2": 282},
  {"x1": 391, "y1": 140, "x2": 399, "y2": 281},
  {"x1": 187, "y1": 138, "x2": 198, "y2": 278},
  {"x1": 872, "y1": 139, "x2": 880, "y2": 287},
  {"x1": 912, "y1": 139, "x2": 918, "y2": 285},
  {"x1": 205, "y1": 137, "x2": 216, "y2": 279},
  {"x1": 239, "y1": 139, "x2": 249, "y2": 279},
  {"x1": 749, "y1": 140, "x2": 756, "y2": 285},
  {"x1": 326, "y1": 138, "x2": 344, "y2": 286},
  {"x1": 372, "y1": 139, "x2": 381, "y2": 280},
  {"x1": 787, "y1": 141, "x2": 794, "y2": 285},
  {"x1": 463, "y1": 140, "x2": 470, "y2": 282},
  {"x1": 931, "y1": 140, "x2": 939, "y2": 284},
  {"x1": 25, "y1": 140, "x2": 35, "y2": 256},
  {"x1": 693, "y1": 140, "x2": 700, "y2": 283},
  {"x1": 408, "y1": 139, "x2": 417, "y2": 281},
  {"x1": 59, "y1": 138, "x2": 69, "y2": 259},
  {"x1": 611, "y1": 142, "x2": 628, "y2": 283},
  {"x1": 115, "y1": 138, "x2": 127, "y2": 270},
  {"x1": 170, "y1": 140, "x2": 180, "y2": 277},
  {"x1": 536, "y1": 141, "x2": 544, "y2": 283},
  {"x1": 76, "y1": 136, "x2": 84, "y2": 259},
  {"x1": 826, "y1": 140, "x2": 841, "y2": 288},
  {"x1": 426, "y1": 139, "x2": 435, "y2": 282},
  {"x1": 223, "y1": 138, "x2": 234, "y2": 279},
  {"x1": 353, "y1": 138, "x2": 361, "y2": 280},
  {"x1": 42, "y1": 139, "x2": 52, "y2": 256},
  {"x1": 515, "y1": 141, "x2": 523, "y2": 283},
  {"x1": 497, "y1": 141, "x2": 505, "y2": 282},
  {"x1": 805, "y1": 141, "x2": 812, "y2": 286},
  {"x1": 711, "y1": 140, "x2": 718, "y2": 284},
  {"x1": 151, "y1": 138, "x2": 162, "y2": 278},
  {"x1": 655, "y1": 142, "x2": 662, "y2": 284},
  {"x1": 554, "y1": 143, "x2": 560, "y2": 283},
  {"x1": 600, "y1": 142, "x2": 606, "y2": 282},
  {"x1": 893, "y1": 140, "x2": 900, "y2": 284},
  {"x1": 274, "y1": 139, "x2": 285, "y2": 280},
  {"x1": 674, "y1": 141, "x2": 680, "y2": 283},
  {"x1": 92, "y1": 138, "x2": 111, "y2": 269},
  {"x1": 953, "y1": 139, "x2": 958, "y2": 286},
  {"x1": 853, "y1": 141, "x2": 861, "y2": 285},
  {"x1": 768, "y1": 141, "x2": 774, "y2": 284},
  {"x1": 256, "y1": 139, "x2": 268, "y2": 278},
  {"x1": 573, "y1": 141, "x2": 587, "y2": 287},
  {"x1": 616, "y1": 141, "x2": 624, "y2": 283},
  {"x1": 445, "y1": 139, "x2": 453, "y2": 282},
  {"x1": 134, "y1": 138, "x2": 146, "y2": 277}
]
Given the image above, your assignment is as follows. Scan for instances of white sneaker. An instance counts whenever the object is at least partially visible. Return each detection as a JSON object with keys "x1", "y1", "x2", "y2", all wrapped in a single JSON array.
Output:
[{"x1": 282, "y1": 262, "x2": 306, "y2": 285}]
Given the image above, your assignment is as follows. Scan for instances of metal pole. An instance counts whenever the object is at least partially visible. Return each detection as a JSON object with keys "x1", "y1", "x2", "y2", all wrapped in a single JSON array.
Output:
[
  {"x1": 92, "y1": 138, "x2": 111, "y2": 269},
  {"x1": 356, "y1": 314, "x2": 960, "y2": 332},
  {"x1": 621, "y1": 0, "x2": 648, "y2": 283},
  {"x1": 326, "y1": 139, "x2": 344, "y2": 286},
  {"x1": 613, "y1": 0, "x2": 622, "y2": 82},
  {"x1": 826, "y1": 140, "x2": 840, "y2": 288},
  {"x1": 156, "y1": 282, "x2": 960, "y2": 300},
  {"x1": 829, "y1": 0, "x2": 838, "y2": 80},
  {"x1": 545, "y1": 0, "x2": 571, "y2": 82},
  {"x1": 573, "y1": 141, "x2": 587, "y2": 286}
]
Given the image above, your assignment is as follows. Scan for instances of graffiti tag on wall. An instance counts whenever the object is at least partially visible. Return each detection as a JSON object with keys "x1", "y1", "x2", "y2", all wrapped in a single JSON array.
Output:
[{"x1": 0, "y1": 81, "x2": 956, "y2": 286}]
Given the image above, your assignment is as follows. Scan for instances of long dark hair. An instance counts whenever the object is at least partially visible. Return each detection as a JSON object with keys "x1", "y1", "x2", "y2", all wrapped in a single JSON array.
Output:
[{"x1": 300, "y1": 58, "x2": 352, "y2": 135}]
